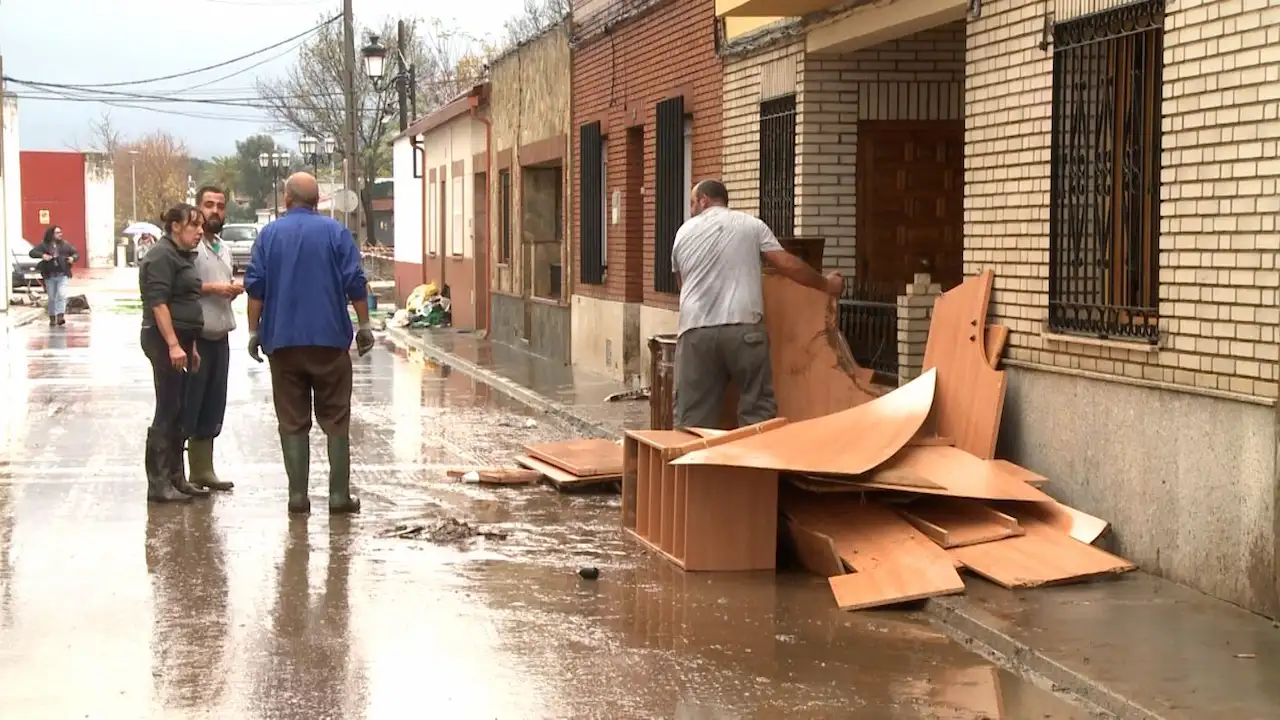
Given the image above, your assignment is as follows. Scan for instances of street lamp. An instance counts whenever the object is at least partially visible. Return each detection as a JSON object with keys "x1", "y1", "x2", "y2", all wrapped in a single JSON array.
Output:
[
  {"x1": 361, "y1": 25, "x2": 415, "y2": 132},
  {"x1": 299, "y1": 137, "x2": 338, "y2": 218},
  {"x1": 128, "y1": 150, "x2": 139, "y2": 223},
  {"x1": 258, "y1": 150, "x2": 290, "y2": 221}
]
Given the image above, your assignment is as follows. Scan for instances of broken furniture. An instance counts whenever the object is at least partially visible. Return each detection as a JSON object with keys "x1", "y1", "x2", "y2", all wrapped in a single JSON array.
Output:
[{"x1": 515, "y1": 438, "x2": 623, "y2": 490}]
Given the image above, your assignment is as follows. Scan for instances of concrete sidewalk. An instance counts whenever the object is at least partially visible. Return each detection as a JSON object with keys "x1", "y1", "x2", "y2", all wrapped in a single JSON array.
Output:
[{"x1": 386, "y1": 325, "x2": 1280, "y2": 720}]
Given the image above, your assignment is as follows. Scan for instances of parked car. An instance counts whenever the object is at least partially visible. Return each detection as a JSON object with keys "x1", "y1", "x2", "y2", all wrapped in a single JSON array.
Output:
[
  {"x1": 10, "y1": 238, "x2": 42, "y2": 289},
  {"x1": 221, "y1": 223, "x2": 261, "y2": 273}
]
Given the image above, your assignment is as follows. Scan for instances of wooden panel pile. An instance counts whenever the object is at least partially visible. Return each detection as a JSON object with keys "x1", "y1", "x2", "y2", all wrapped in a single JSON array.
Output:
[
  {"x1": 663, "y1": 271, "x2": 1134, "y2": 609},
  {"x1": 621, "y1": 424, "x2": 781, "y2": 571},
  {"x1": 515, "y1": 438, "x2": 623, "y2": 491}
]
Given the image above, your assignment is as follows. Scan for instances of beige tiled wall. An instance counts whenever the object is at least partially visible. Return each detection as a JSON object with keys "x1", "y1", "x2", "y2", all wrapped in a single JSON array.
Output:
[
  {"x1": 723, "y1": 42, "x2": 806, "y2": 217},
  {"x1": 966, "y1": 0, "x2": 1280, "y2": 399}
]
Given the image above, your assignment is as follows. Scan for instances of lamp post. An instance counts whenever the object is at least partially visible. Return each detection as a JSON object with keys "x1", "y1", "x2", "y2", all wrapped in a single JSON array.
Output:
[
  {"x1": 299, "y1": 136, "x2": 338, "y2": 217},
  {"x1": 128, "y1": 150, "x2": 139, "y2": 223},
  {"x1": 258, "y1": 150, "x2": 290, "y2": 221},
  {"x1": 360, "y1": 23, "x2": 415, "y2": 133}
]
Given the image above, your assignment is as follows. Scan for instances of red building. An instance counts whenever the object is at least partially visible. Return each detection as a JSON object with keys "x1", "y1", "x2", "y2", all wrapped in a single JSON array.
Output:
[{"x1": 20, "y1": 150, "x2": 115, "y2": 269}]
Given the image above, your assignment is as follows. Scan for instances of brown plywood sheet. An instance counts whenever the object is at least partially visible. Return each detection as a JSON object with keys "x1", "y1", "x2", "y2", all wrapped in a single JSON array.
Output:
[
  {"x1": 515, "y1": 454, "x2": 619, "y2": 490},
  {"x1": 762, "y1": 272, "x2": 877, "y2": 421},
  {"x1": 820, "y1": 502, "x2": 966, "y2": 611},
  {"x1": 898, "y1": 498, "x2": 1024, "y2": 548},
  {"x1": 524, "y1": 438, "x2": 622, "y2": 477},
  {"x1": 673, "y1": 368, "x2": 936, "y2": 476},
  {"x1": 984, "y1": 325, "x2": 1009, "y2": 369},
  {"x1": 687, "y1": 428, "x2": 729, "y2": 439},
  {"x1": 666, "y1": 417, "x2": 788, "y2": 460},
  {"x1": 991, "y1": 459, "x2": 1048, "y2": 487},
  {"x1": 922, "y1": 270, "x2": 1007, "y2": 459},
  {"x1": 949, "y1": 516, "x2": 1135, "y2": 588},
  {"x1": 785, "y1": 475, "x2": 885, "y2": 494},
  {"x1": 997, "y1": 499, "x2": 1110, "y2": 545},
  {"x1": 863, "y1": 446, "x2": 1051, "y2": 503},
  {"x1": 785, "y1": 517, "x2": 846, "y2": 577}
]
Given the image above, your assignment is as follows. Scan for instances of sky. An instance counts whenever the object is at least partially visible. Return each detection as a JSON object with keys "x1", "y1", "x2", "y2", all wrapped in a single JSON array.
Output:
[{"x1": 0, "y1": 0, "x2": 525, "y2": 158}]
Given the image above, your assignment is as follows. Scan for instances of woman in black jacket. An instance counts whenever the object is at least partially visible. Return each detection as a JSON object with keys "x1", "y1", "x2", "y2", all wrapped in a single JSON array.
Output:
[
  {"x1": 138, "y1": 203, "x2": 209, "y2": 503},
  {"x1": 29, "y1": 225, "x2": 80, "y2": 326}
]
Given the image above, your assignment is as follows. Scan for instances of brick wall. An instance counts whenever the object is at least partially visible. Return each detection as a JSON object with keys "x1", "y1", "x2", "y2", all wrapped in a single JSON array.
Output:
[
  {"x1": 967, "y1": 0, "x2": 1280, "y2": 400},
  {"x1": 721, "y1": 23, "x2": 964, "y2": 274},
  {"x1": 570, "y1": 0, "x2": 723, "y2": 310}
]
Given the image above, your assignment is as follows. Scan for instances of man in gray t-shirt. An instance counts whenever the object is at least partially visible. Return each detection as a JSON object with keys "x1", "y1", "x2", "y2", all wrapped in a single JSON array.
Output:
[{"x1": 671, "y1": 179, "x2": 844, "y2": 428}]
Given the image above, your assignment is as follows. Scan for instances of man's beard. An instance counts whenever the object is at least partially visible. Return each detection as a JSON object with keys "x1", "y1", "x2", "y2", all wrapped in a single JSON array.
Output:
[{"x1": 205, "y1": 216, "x2": 225, "y2": 234}]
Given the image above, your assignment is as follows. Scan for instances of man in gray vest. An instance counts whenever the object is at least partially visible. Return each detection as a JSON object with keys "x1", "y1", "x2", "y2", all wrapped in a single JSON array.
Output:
[{"x1": 183, "y1": 186, "x2": 243, "y2": 492}]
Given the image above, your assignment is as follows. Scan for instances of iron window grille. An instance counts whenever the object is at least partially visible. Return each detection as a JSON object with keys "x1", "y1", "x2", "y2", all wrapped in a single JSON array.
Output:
[
  {"x1": 759, "y1": 94, "x2": 797, "y2": 238},
  {"x1": 578, "y1": 122, "x2": 605, "y2": 285},
  {"x1": 654, "y1": 96, "x2": 685, "y2": 294},
  {"x1": 498, "y1": 169, "x2": 512, "y2": 264},
  {"x1": 1048, "y1": 0, "x2": 1164, "y2": 342}
]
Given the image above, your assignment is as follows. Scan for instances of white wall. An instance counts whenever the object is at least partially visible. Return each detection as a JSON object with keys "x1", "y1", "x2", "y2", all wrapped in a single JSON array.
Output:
[
  {"x1": 392, "y1": 135, "x2": 422, "y2": 266},
  {"x1": 1, "y1": 95, "x2": 21, "y2": 308},
  {"x1": 83, "y1": 153, "x2": 114, "y2": 269},
  {"x1": 418, "y1": 115, "x2": 484, "y2": 261}
]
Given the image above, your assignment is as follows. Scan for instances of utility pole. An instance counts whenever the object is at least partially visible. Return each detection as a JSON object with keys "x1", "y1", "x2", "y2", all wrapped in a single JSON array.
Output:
[
  {"x1": 397, "y1": 19, "x2": 410, "y2": 132},
  {"x1": 0, "y1": 54, "x2": 9, "y2": 311},
  {"x1": 129, "y1": 151, "x2": 138, "y2": 222},
  {"x1": 342, "y1": 0, "x2": 360, "y2": 245}
]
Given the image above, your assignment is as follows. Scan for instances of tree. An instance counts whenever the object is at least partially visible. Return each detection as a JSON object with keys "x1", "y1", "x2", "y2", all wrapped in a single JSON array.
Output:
[
  {"x1": 123, "y1": 131, "x2": 192, "y2": 228},
  {"x1": 230, "y1": 134, "x2": 287, "y2": 213},
  {"x1": 501, "y1": 0, "x2": 570, "y2": 48},
  {"x1": 256, "y1": 15, "x2": 488, "y2": 244}
]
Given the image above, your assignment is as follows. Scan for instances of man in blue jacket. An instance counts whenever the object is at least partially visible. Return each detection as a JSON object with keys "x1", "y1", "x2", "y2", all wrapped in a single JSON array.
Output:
[{"x1": 244, "y1": 172, "x2": 375, "y2": 515}]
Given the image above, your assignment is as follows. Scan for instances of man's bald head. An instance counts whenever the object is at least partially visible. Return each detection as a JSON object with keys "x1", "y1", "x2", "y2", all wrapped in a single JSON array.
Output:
[{"x1": 284, "y1": 172, "x2": 320, "y2": 209}]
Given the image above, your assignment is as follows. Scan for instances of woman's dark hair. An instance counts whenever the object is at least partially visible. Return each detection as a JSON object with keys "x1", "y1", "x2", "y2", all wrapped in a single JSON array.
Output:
[
  {"x1": 42, "y1": 226, "x2": 61, "y2": 244},
  {"x1": 160, "y1": 203, "x2": 204, "y2": 237}
]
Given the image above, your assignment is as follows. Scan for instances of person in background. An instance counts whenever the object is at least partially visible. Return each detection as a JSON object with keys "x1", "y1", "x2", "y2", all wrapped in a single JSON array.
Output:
[
  {"x1": 183, "y1": 186, "x2": 243, "y2": 493},
  {"x1": 245, "y1": 172, "x2": 374, "y2": 516},
  {"x1": 139, "y1": 203, "x2": 210, "y2": 503},
  {"x1": 30, "y1": 225, "x2": 80, "y2": 327},
  {"x1": 670, "y1": 179, "x2": 844, "y2": 429}
]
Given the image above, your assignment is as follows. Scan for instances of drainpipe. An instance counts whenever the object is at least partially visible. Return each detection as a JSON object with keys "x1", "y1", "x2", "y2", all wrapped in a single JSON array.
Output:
[{"x1": 469, "y1": 89, "x2": 493, "y2": 332}]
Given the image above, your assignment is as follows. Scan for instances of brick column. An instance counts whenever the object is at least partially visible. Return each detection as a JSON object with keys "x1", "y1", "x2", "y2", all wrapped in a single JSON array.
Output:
[{"x1": 897, "y1": 273, "x2": 941, "y2": 384}]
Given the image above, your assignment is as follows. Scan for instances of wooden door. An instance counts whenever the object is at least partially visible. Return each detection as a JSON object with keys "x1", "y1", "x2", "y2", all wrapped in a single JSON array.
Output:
[{"x1": 856, "y1": 121, "x2": 964, "y2": 289}]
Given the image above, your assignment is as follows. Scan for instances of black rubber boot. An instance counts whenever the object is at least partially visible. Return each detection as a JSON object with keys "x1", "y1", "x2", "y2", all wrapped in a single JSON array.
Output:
[
  {"x1": 169, "y1": 436, "x2": 210, "y2": 498},
  {"x1": 147, "y1": 428, "x2": 192, "y2": 503},
  {"x1": 280, "y1": 433, "x2": 311, "y2": 515},
  {"x1": 326, "y1": 433, "x2": 361, "y2": 514}
]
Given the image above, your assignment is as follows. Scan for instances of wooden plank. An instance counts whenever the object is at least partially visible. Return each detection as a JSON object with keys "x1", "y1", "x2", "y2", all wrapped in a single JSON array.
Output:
[
  {"x1": 785, "y1": 475, "x2": 886, "y2": 494},
  {"x1": 665, "y1": 417, "x2": 789, "y2": 460},
  {"x1": 514, "y1": 455, "x2": 619, "y2": 490},
  {"x1": 687, "y1": 428, "x2": 729, "y2": 439},
  {"x1": 673, "y1": 368, "x2": 936, "y2": 476},
  {"x1": 997, "y1": 499, "x2": 1110, "y2": 545},
  {"x1": 991, "y1": 459, "x2": 1048, "y2": 487},
  {"x1": 823, "y1": 502, "x2": 966, "y2": 611},
  {"x1": 785, "y1": 517, "x2": 847, "y2": 577},
  {"x1": 625, "y1": 429, "x2": 700, "y2": 449},
  {"x1": 898, "y1": 498, "x2": 1024, "y2": 549},
  {"x1": 984, "y1": 325, "x2": 1009, "y2": 369},
  {"x1": 922, "y1": 270, "x2": 1007, "y2": 459},
  {"x1": 862, "y1": 446, "x2": 1052, "y2": 503},
  {"x1": 445, "y1": 467, "x2": 541, "y2": 485},
  {"x1": 949, "y1": 516, "x2": 1135, "y2": 588},
  {"x1": 762, "y1": 272, "x2": 877, "y2": 421},
  {"x1": 524, "y1": 438, "x2": 623, "y2": 477}
]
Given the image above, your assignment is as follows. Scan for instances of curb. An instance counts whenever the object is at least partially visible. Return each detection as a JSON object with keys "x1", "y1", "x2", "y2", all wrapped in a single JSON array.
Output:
[
  {"x1": 384, "y1": 326, "x2": 617, "y2": 439},
  {"x1": 383, "y1": 324, "x2": 1140, "y2": 719}
]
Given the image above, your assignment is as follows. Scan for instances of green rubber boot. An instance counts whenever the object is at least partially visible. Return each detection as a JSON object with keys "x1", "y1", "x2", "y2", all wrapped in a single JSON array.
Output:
[
  {"x1": 146, "y1": 428, "x2": 192, "y2": 504},
  {"x1": 188, "y1": 438, "x2": 234, "y2": 492},
  {"x1": 280, "y1": 433, "x2": 311, "y2": 515},
  {"x1": 326, "y1": 434, "x2": 361, "y2": 514}
]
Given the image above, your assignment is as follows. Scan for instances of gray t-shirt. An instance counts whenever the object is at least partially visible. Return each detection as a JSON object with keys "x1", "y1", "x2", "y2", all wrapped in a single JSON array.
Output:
[
  {"x1": 194, "y1": 234, "x2": 237, "y2": 340},
  {"x1": 671, "y1": 206, "x2": 783, "y2": 336}
]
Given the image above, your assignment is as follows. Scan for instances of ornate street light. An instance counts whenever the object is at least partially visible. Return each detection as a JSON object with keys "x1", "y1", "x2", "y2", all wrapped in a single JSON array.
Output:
[{"x1": 258, "y1": 151, "x2": 290, "y2": 221}]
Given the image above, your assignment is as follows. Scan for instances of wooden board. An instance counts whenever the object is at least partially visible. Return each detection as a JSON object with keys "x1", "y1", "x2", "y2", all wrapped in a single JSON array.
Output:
[
  {"x1": 785, "y1": 517, "x2": 847, "y2": 577},
  {"x1": 984, "y1": 325, "x2": 1009, "y2": 369},
  {"x1": 673, "y1": 368, "x2": 935, "y2": 476},
  {"x1": 785, "y1": 475, "x2": 886, "y2": 494},
  {"x1": 863, "y1": 446, "x2": 1051, "y2": 503},
  {"x1": 687, "y1": 428, "x2": 729, "y2": 438},
  {"x1": 898, "y1": 497, "x2": 1024, "y2": 548},
  {"x1": 991, "y1": 459, "x2": 1048, "y2": 487},
  {"x1": 665, "y1": 417, "x2": 788, "y2": 460},
  {"x1": 762, "y1": 272, "x2": 877, "y2": 421},
  {"x1": 446, "y1": 467, "x2": 541, "y2": 485},
  {"x1": 515, "y1": 454, "x2": 619, "y2": 490},
  {"x1": 949, "y1": 516, "x2": 1135, "y2": 588},
  {"x1": 922, "y1": 270, "x2": 1007, "y2": 459},
  {"x1": 997, "y1": 499, "x2": 1109, "y2": 545},
  {"x1": 782, "y1": 493, "x2": 964, "y2": 610},
  {"x1": 524, "y1": 438, "x2": 622, "y2": 477}
]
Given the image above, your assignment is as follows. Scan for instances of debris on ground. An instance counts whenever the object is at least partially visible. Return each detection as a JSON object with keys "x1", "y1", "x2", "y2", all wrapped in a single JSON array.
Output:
[
  {"x1": 515, "y1": 438, "x2": 623, "y2": 491},
  {"x1": 446, "y1": 467, "x2": 541, "y2": 486},
  {"x1": 382, "y1": 517, "x2": 508, "y2": 544},
  {"x1": 616, "y1": 271, "x2": 1135, "y2": 610},
  {"x1": 577, "y1": 566, "x2": 600, "y2": 580},
  {"x1": 604, "y1": 388, "x2": 649, "y2": 402}
]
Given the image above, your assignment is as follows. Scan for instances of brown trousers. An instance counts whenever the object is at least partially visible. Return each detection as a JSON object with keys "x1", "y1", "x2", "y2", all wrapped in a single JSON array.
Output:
[{"x1": 267, "y1": 346, "x2": 353, "y2": 436}]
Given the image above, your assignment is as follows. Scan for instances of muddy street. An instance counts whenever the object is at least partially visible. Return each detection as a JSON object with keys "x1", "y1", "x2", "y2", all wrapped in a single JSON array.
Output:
[{"x1": 0, "y1": 281, "x2": 1092, "y2": 719}]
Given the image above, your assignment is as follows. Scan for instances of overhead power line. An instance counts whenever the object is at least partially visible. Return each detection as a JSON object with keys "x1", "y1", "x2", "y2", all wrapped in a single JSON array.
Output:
[{"x1": 9, "y1": 15, "x2": 339, "y2": 89}]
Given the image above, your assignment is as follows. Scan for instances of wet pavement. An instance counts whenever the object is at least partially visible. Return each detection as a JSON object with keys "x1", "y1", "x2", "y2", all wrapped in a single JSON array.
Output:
[{"x1": 0, "y1": 273, "x2": 1096, "y2": 719}]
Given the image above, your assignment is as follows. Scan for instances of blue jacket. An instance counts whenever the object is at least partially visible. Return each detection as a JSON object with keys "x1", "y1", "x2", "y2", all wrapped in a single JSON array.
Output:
[{"x1": 244, "y1": 208, "x2": 367, "y2": 355}]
